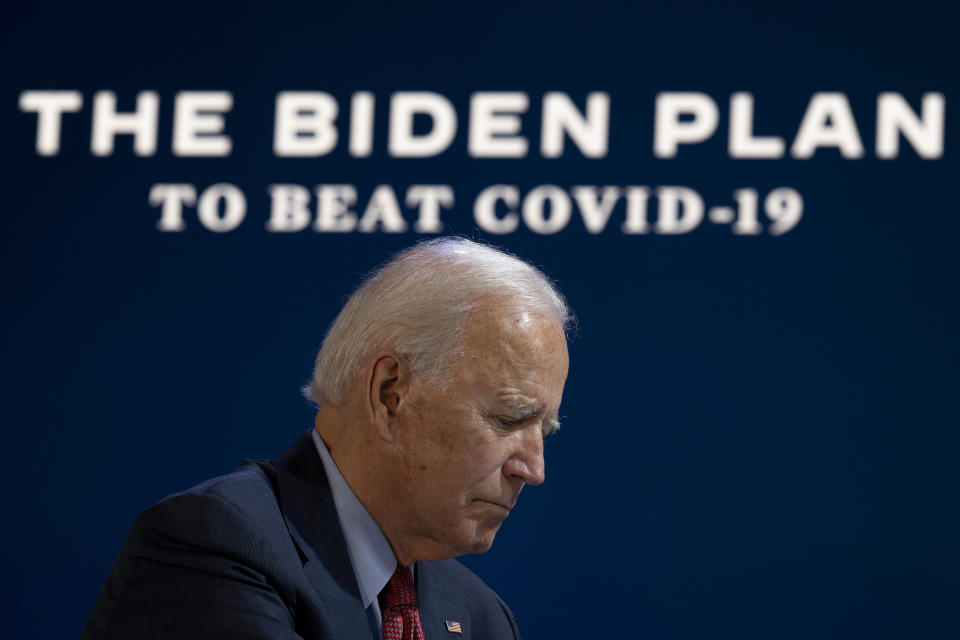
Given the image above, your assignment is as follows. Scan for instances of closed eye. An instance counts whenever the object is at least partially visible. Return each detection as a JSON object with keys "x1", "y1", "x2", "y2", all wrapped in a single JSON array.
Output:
[{"x1": 497, "y1": 415, "x2": 562, "y2": 437}]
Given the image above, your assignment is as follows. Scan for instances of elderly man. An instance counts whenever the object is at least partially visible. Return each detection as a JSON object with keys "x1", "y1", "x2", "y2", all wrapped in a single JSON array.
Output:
[{"x1": 83, "y1": 238, "x2": 572, "y2": 639}]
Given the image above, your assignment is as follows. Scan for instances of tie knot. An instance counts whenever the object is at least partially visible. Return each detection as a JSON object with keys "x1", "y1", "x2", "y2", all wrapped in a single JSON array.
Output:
[{"x1": 383, "y1": 565, "x2": 417, "y2": 609}]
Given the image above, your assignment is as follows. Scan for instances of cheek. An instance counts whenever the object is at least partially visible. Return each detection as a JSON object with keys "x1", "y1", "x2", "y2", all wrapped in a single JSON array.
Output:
[
  {"x1": 404, "y1": 398, "x2": 470, "y2": 457},
  {"x1": 459, "y1": 441, "x2": 514, "y2": 491},
  {"x1": 395, "y1": 421, "x2": 471, "y2": 496},
  {"x1": 399, "y1": 392, "x2": 507, "y2": 488}
]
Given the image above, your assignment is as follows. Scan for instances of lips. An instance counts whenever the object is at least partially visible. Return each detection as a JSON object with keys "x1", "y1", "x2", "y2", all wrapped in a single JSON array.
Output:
[{"x1": 479, "y1": 498, "x2": 515, "y2": 510}]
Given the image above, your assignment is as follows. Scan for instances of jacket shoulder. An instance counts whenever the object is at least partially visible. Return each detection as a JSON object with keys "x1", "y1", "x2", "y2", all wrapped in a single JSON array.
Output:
[
  {"x1": 83, "y1": 459, "x2": 306, "y2": 639},
  {"x1": 164, "y1": 458, "x2": 281, "y2": 521},
  {"x1": 139, "y1": 460, "x2": 281, "y2": 537}
]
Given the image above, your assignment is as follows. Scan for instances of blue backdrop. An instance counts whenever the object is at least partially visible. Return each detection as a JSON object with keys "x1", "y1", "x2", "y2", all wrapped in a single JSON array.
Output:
[{"x1": 3, "y1": 1, "x2": 958, "y2": 638}]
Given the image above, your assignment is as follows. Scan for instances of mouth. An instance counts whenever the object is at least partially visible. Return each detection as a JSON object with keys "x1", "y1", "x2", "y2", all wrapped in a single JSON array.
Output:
[{"x1": 476, "y1": 498, "x2": 515, "y2": 511}]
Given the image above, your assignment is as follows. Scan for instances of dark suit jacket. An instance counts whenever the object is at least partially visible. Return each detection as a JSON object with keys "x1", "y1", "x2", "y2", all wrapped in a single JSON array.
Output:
[{"x1": 83, "y1": 431, "x2": 521, "y2": 639}]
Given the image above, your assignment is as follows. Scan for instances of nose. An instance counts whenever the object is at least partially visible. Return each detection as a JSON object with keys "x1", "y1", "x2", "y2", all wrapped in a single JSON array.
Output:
[{"x1": 503, "y1": 425, "x2": 546, "y2": 486}]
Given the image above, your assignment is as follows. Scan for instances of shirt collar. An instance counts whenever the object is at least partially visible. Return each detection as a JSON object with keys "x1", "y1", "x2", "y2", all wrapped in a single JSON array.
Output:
[{"x1": 310, "y1": 428, "x2": 397, "y2": 611}]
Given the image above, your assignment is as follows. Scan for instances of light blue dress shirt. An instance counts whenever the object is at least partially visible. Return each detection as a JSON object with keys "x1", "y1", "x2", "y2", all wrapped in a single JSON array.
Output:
[{"x1": 310, "y1": 429, "x2": 411, "y2": 632}]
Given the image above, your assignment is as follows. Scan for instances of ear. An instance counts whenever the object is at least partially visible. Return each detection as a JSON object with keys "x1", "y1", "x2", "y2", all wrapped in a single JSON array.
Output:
[{"x1": 366, "y1": 351, "x2": 409, "y2": 442}]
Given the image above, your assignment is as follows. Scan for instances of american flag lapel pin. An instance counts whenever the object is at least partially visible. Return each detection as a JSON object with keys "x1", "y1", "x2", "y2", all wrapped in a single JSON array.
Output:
[{"x1": 445, "y1": 620, "x2": 463, "y2": 634}]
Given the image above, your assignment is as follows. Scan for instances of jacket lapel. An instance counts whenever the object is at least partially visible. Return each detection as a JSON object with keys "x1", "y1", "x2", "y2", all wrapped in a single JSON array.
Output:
[
  {"x1": 276, "y1": 430, "x2": 375, "y2": 640},
  {"x1": 417, "y1": 562, "x2": 472, "y2": 640}
]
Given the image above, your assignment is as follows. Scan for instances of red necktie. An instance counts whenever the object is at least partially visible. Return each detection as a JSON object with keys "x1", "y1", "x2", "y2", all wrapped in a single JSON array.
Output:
[{"x1": 381, "y1": 565, "x2": 425, "y2": 640}]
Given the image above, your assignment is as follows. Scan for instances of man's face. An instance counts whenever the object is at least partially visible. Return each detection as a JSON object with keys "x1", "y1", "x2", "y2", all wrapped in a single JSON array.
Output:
[{"x1": 390, "y1": 306, "x2": 569, "y2": 559}]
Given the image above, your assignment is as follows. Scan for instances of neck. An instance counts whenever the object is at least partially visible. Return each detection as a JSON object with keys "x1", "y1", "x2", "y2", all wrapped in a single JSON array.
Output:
[
  {"x1": 313, "y1": 407, "x2": 410, "y2": 564},
  {"x1": 314, "y1": 406, "x2": 450, "y2": 566}
]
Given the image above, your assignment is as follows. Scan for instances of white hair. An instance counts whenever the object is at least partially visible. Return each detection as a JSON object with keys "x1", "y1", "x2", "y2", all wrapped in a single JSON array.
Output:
[{"x1": 304, "y1": 237, "x2": 573, "y2": 407}]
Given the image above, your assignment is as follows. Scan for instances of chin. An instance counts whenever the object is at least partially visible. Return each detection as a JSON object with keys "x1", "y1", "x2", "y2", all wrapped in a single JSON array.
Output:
[
  {"x1": 461, "y1": 523, "x2": 501, "y2": 555},
  {"x1": 438, "y1": 508, "x2": 506, "y2": 557},
  {"x1": 461, "y1": 536, "x2": 496, "y2": 556}
]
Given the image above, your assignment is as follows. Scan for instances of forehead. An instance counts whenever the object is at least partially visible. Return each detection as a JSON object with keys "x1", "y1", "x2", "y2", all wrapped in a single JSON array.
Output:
[{"x1": 454, "y1": 305, "x2": 569, "y2": 392}]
